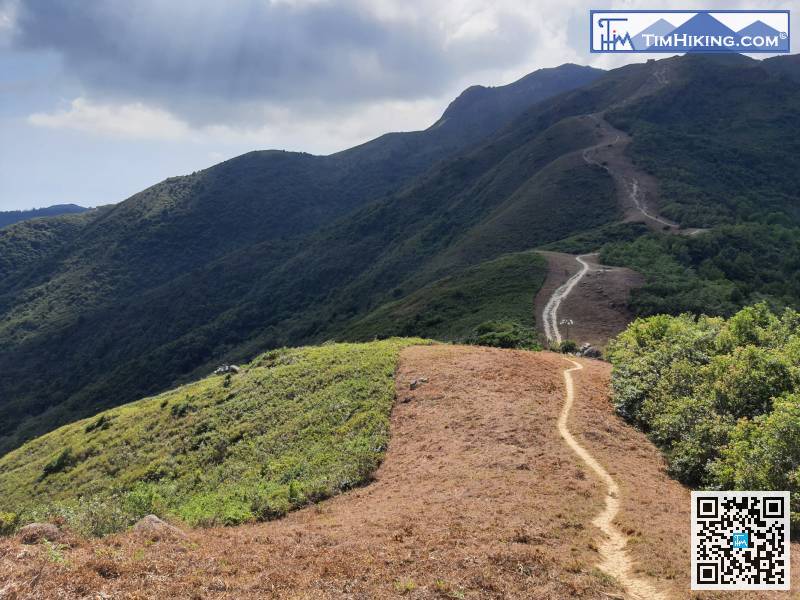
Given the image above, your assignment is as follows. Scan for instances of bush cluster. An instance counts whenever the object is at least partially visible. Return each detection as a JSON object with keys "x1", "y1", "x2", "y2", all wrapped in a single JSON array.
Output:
[
  {"x1": 608, "y1": 303, "x2": 800, "y2": 524},
  {"x1": 466, "y1": 320, "x2": 539, "y2": 350}
]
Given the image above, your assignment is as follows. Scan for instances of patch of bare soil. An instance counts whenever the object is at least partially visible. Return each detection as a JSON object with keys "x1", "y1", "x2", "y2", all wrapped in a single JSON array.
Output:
[
  {"x1": 570, "y1": 358, "x2": 800, "y2": 599},
  {"x1": 580, "y1": 113, "x2": 706, "y2": 238},
  {"x1": 0, "y1": 346, "x2": 623, "y2": 600},
  {"x1": 535, "y1": 251, "x2": 643, "y2": 351},
  {"x1": 581, "y1": 113, "x2": 677, "y2": 233}
]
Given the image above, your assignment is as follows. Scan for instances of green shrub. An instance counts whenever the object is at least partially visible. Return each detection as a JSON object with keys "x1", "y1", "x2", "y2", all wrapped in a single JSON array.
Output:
[
  {"x1": 41, "y1": 448, "x2": 77, "y2": 478},
  {"x1": 0, "y1": 512, "x2": 18, "y2": 535},
  {"x1": 711, "y1": 394, "x2": 800, "y2": 492},
  {"x1": 170, "y1": 399, "x2": 196, "y2": 418},
  {"x1": 466, "y1": 320, "x2": 539, "y2": 350},
  {"x1": 84, "y1": 415, "x2": 112, "y2": 434},
  {"x1": 559, "y1": 340, "x2": 577, "y2": 353},
  {"x1": 707, "y1": 346, "x2": 795, "y2": 419},
  {"x1": 609, "y1": 303, "x2": 800, "y2": 522}
]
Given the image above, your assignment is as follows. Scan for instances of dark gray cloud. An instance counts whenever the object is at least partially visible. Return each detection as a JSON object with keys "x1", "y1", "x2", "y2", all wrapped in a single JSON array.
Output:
[{"x1": 10, "y1": 0, "x2": 532, "y2": 124}]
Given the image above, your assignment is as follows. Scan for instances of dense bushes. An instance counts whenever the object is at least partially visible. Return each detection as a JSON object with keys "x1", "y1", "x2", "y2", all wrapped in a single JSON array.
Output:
[
  {"x1": 601, "y1": 224, "x2": 800, "y2": 317},
  {"x1": 608, "y1": 304, "x2": 800, "y2": 523},
  {"x1": 465, "y1": 320, "x2": 539, "y2": 350}
]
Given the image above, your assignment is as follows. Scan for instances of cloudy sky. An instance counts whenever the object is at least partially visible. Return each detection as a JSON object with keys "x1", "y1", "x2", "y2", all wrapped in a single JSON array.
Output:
[{"x1": 0, "y1": 0, "x2": 795, "y2": 210}]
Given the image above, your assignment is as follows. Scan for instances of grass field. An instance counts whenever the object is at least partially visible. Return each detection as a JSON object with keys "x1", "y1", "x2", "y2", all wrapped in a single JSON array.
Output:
[{"x1": 0, "y1": 338, "x2": 428, "y2": 535}]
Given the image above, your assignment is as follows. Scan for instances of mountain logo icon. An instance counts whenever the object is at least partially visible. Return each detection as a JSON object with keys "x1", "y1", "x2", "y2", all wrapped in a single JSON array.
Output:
[{"x1": 590, "y1": 10, "x2": 791, "y2": 54}]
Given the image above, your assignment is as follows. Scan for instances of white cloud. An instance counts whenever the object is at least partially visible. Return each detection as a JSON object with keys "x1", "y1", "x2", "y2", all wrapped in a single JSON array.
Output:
[
  {"x1": 0, "y1": 0, "x2": 17, "y2": 47},
  {"x1": 199, "y1": 96, "x2": 446, "y2": 154},
  {"x1": 25, "y1": 94, "x2": 445, "y2": 155},
  {"x1": 28, "y1": 98, "x2": 191, "y2": 140}
]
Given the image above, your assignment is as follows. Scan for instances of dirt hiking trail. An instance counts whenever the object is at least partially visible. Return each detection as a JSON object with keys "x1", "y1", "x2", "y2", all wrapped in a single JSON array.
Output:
[
  {"x1": 580, "y1": 113, "x2": 683, "y2": 233},
  {"x1": 559, "y1": 358, "x2": 665, "y2": 600},
  {"x1": 535, "y1": 251, "x2": 642, "y2": 350}
]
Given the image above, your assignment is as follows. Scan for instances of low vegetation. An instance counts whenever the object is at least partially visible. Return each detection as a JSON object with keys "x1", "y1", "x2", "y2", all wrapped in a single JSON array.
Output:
[
  {"x1": 0, "y1": 339, "x2": 427, "y2": 535},
  {"x1": 608, "y1": 55, "x2": 800, "y2": 229},
  {"x1": 345, "y1": 250, "x2": 546, "y2": 348},
  {"x1": 608, "y1": 304, "x2": 800, "y2": 524},
  {"x1": 601, "y1": 224, "x2": 800, "y2": 317}
]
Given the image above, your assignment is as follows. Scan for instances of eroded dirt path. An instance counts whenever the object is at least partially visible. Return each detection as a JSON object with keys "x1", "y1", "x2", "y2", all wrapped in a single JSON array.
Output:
[
  {"x1": 535, "y1": 251, "x2": 643, "y2": 350},
  {"x1": 559, "y1": 358, "x2": 666, "y2": 600},
  {"x1": 542, "y1": 254, "x2": 591, "y2": 345},
  {"x1": 581, "y1": 113, "x2": 679, "y2": 232}
]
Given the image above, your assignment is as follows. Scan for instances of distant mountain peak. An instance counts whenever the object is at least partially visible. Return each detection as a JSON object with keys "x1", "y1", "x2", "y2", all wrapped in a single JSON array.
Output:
[
  {"x1": 433, "y1": 63, "x2": 604, "y2": 131},
  {"x1": 0, "y1": 204, "x2": 88, "y2": 229}
]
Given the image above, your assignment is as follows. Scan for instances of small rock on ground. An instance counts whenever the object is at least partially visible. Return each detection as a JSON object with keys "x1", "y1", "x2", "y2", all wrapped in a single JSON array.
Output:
[
  {"x1": 18, "y1": 523, "x2": 61, "y2": 545},
  {"x1": 132, "y1": 515, "x2": 186, "y2": 540}
]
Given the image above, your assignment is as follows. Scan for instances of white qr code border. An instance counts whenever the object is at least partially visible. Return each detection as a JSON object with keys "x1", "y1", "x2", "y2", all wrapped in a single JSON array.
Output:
[{"x1": 691, "y1": 490, "x2": 790, "y2": 591}]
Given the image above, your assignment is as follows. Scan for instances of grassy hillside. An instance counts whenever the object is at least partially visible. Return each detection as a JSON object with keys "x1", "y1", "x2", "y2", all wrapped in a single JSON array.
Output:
[
  {"x1": 608, "y1": 304, "x2": 800, "y2": 524},
  {"x1": 344, "y1": 251, "x2": 546, "y2": 344},
  {"x1": 0, "y1": 339, "x2": 427, "y2": 535}
]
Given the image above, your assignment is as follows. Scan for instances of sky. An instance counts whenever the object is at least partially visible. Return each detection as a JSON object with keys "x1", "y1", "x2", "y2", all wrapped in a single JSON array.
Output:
[{"x1": 0, "y1": 0, "x2": 795, "y2": 211}]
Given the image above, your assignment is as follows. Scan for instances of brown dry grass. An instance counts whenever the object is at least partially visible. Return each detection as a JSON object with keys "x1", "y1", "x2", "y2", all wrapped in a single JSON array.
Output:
[
  {"x1": 1, "y1": 346, "x2": 795, "y2": 599},
  {"x1": 0, "y1": 346, "x2": 622, "y2": 599}
]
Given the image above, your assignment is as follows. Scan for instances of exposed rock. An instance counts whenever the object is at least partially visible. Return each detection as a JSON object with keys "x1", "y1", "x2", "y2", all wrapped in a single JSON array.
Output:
[
  {"x1": 18, "y1": 523, "x2": 61, "y2": 544},
  {"x1": 132, "y1": 515, "x2": 186, "y2": 540},
  {"x1": 409, "y1": 377, "x2": 429, "y2": 390}
]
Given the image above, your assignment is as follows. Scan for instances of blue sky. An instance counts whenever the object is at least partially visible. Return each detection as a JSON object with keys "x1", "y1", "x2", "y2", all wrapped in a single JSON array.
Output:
[{"x1": 0, "y1": 0, "x2": 795, "y2": 211}]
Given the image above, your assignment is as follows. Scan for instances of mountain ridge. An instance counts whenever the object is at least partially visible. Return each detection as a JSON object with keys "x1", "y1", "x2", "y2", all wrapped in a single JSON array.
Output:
[{"x1": 2, "y1": 54, "x2": 800, "y2": 456}]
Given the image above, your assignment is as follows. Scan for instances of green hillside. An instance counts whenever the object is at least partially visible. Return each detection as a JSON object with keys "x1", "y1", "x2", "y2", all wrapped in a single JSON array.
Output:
[
  {"x1": 345, "y1": 250, "x2": 547, "y2": 344},
  {"x1": 3, "y1": 54, "x2": 800, "y2": 459},
  {"x1": 0, "y1": 339, "x2": 427, "y2": 535}
]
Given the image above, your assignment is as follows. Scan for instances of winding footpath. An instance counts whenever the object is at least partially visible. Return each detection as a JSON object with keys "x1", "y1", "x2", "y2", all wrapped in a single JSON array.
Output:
[
  {"x1": 541, "y1": 254, "x2": 591, "y2": 345},
  {"x1": 541, "y1": 250, "x2": 666, "y2": 597},
  {"x1": 581, "y1": 113, "x2": 678, "y2": 230},
  {"x1": 559, "y1": 359, "x2": 666, "y2": 600}
]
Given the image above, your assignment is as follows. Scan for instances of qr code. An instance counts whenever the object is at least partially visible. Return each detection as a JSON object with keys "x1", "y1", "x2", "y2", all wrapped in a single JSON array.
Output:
[{"x1": 691, "y1": 491, "x2": 790, "y2": 590}]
